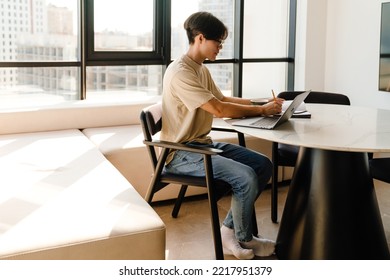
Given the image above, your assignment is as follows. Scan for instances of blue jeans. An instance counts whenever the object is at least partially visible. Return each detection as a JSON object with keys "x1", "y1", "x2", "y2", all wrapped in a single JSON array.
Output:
[{"x1": 164, "y1": 141, "x2": 273, "y2": 242}]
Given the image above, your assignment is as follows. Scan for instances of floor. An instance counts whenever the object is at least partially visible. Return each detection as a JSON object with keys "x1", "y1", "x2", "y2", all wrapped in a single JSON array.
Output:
[{"x1": 152, "y1": 180, "x2": 390, "y2": 260}]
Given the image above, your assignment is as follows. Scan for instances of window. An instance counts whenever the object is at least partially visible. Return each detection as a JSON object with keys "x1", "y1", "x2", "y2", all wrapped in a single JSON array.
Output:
[
  {"x1": 170, "y1": 0, "x2": 294, "y2": 98},
  {"x1": 85, "y1": 0, "x2": 164, "y2": 99},
  {"x1": 94, "y1": 0, "x2": 154, "y2": 52},
  {"x1": 0, "y1": 0, "x2": 296, "y2": 108},
  {"x1": 243, "y1": 0, "x2": 289, "y2": 58},
  {"x1": 171, "y1": 0, "x2": 234, "y2": 61},
  {"x1": 241, "y1": 0, "x2": 293, "y2": 98},
  {"x1": 86, "y1": 0, "x2": 164, "y2": 62},
  {"x1": 0, "y1": 0, "x2": 79, "y2": 107},
  {"x1": 171, "y1": 0, "x2": 235, "y2": 96},
  {"x1": 86, "y1": 65, "x2": 163, "y2": 101},
  {"x1": 242, "y1": 63, "x2": 287, "y2": 99}
]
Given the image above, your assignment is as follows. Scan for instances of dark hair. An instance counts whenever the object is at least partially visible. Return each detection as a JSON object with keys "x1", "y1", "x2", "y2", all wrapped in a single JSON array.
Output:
[{"x1": 183, "y1": 12, "x2": 228, "y2": 44}]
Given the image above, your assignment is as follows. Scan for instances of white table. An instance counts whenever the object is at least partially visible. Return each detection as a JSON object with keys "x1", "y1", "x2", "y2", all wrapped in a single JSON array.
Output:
[{"x1": 226, "y1": 104, "x2": 390, "y2": 259}]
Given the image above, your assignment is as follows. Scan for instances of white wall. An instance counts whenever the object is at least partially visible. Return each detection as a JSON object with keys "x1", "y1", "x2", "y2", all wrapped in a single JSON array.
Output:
[{"x1": 295, "y1": 0, "x2": 390, "y2": 109}]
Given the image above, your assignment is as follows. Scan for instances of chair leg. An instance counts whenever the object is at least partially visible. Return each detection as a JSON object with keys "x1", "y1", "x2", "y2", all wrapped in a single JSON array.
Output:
[
  {"x1": 271, "y1": 142, "x2": 279, "y2": 223},
  {"x1": 238, "y1": 132, "x2": 246, "y2": 147},
  {"x1": 204, "y1": 154, "x2": 224, "y2": 260},
  {"x1": 145, "y1": 148, "x2": 170, "y2": 203},
  {"x1": 271, "y1": 170, "x2": 278, "y2": 223},
  {"x1": 172, "y1": 185, "x2": 188, "y2": 218},
  {"x1": 208, "y1": 196, "x2": 223, "y2": 260}
]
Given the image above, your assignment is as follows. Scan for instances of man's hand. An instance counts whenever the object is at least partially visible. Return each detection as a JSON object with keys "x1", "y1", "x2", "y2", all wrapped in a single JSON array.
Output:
[{"x1": 261, "y1": 98, "x2": 284, "y2": 116}]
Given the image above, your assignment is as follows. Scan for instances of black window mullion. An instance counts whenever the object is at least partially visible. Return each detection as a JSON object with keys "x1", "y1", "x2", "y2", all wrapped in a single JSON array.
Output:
[
  {"x1": 233, "y1": 0, "x2": 244, "y2": 98},
  {"x1": 287, "y1": 0, "x2": 297, "y2": 91},
  {"x1": 80, "y1": 0, "x2": 87, "y2": 99},
  {"x1": 161, "y1": 0, "x2": 171, "y2": 70}
]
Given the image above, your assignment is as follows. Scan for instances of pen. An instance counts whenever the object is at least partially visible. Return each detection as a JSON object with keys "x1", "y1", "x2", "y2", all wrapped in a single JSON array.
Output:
[{"x1": 271, "y1": 89, "x2": 277, "y2": 102}]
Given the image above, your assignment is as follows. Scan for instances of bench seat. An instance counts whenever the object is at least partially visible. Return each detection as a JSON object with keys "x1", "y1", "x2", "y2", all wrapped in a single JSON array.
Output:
[{"x1": 0, "y1": 129, "x2": 165, "y2": 259}]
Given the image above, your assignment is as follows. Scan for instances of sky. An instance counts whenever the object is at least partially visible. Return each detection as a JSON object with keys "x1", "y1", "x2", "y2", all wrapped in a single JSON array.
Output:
[
  {"x1": 46, "y1": 0, "x2": 199, "y2": 35},
  {"x1": 94, "y1": 0, "x2": 154, "y2": 34}
]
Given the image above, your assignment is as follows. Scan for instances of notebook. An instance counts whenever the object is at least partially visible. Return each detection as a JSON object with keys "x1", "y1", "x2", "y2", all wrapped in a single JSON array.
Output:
[
  {"x1": 232, "y1": 90, "x2": 311, "y2": 130},
  {"x1": 275, "y1": 100, "x2": 311, "y2": 119}
]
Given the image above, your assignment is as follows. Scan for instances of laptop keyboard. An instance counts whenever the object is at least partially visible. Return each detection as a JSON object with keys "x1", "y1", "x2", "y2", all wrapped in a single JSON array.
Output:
[{"x1": 250, "y1": 117, "x2": 278, "y2": 128}]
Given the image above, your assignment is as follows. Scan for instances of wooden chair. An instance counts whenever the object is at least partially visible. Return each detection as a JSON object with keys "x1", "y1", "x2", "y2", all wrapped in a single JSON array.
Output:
[
  {"x1": 370, "y1": 157, "x2": 390, "y2": 184},
  {"x1": 140, "y1": 103, "x2": 257, "y2": 259}
]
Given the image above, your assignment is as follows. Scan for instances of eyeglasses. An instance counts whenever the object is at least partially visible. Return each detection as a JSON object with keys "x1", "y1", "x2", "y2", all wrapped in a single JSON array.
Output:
[
  {"x1": 204, "y1": 35, "x2": 224, "y2": 48},
  {"x1": 213, "y1": 39, "x2": 224, "y2": 48}
]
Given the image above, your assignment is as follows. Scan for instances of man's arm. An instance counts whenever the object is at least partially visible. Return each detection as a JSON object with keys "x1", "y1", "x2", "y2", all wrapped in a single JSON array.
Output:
[
  {"x1": 200, "y1": 96, "x2": 283, "y2": 119},
  {"x1": 221, "y1": 96, "x2": 253, "y2": 105}
]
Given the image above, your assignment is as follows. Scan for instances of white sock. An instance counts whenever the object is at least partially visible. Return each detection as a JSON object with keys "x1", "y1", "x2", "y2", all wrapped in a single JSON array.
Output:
[
  {"x1": 220, "y1": 225, "x2": 254, "y2": 260},
  {"x1": 240, "y1": 235, "x2": 275, "y2": 257}
]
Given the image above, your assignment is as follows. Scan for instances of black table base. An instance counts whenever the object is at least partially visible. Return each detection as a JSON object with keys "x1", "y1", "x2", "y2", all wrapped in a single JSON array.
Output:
[{"x1": 276, "y1": 147, "x2": 390, "y2": 259}]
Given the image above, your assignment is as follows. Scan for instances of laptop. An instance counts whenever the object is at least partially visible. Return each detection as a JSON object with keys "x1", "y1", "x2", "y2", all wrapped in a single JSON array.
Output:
[{"x1": 232, "y1": 90, "x2": 311, "y2": 130}]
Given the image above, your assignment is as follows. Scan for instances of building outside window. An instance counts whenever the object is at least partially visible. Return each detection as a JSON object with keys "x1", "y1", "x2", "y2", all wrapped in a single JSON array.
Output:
[{"x1": 0, "y1": 0, "x2": 78, "y2": 108}]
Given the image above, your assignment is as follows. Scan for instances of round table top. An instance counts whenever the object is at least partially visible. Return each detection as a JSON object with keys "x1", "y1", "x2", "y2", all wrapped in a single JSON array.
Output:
[{"x1": 225, "y1": 104, "x2": 390, "y2": 153}]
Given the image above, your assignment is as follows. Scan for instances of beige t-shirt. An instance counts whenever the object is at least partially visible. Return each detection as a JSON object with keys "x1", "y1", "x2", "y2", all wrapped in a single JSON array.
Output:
[{"x1": 161, "y1": 55, "x2": 224, "y2": 163}]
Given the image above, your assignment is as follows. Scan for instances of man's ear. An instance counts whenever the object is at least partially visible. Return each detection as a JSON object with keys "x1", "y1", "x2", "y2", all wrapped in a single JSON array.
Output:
[{"x1": 197, "y1": 33, "x2": 205, "y2": 43}]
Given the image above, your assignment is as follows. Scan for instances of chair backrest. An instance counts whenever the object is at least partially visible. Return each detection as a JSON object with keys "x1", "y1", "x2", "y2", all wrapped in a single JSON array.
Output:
[
  {"x1": 275, "y1": 91, "x2": 352, "y2": 157},
  {"x1": 140, "y1": 103, "x2": 163, "y2": 139},
  {"x1": 370, "y1": 158, "x2": 390, "y2": 184},
  {"x1": 140, "y1": 103, "x2": 163, "y2": 168},
  {"x1": 278, "y1": 91, "x2": 351, "y2": 105}
]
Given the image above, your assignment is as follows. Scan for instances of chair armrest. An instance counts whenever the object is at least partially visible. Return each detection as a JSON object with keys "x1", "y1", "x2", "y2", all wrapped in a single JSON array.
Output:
[
  {"x1": 143, "y1": 140, "x2": 223, "y2": 155},
  {"x1": 211, "y1": 125, "x2": 246, "y2": 147},
  {"x1": 211, "y1": 126, "x2": 237, "y2": 133}
]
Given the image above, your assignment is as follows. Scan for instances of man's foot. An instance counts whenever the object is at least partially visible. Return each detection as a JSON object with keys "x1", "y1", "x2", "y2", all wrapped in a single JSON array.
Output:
[
  {"x1": 221, "y1": 225, "x2": 254, "y2": 260},
  {"x1": 240, "y1": 235, "x2": 275, "y2": 257}
]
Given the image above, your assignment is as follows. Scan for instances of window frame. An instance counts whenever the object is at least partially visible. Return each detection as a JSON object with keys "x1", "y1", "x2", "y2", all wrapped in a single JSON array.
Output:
[
  {"x1": 230, "y1": 0, "x2": 296, "y2": 97},
  {"x1": 84, "y1": 0, "x2": 168, "y2": 66}
]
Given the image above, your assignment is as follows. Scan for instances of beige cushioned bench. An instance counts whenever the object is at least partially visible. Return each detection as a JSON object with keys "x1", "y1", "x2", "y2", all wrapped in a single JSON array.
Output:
[
  {"x1": 0, "y1": 100, "x2": 166, "y2": 260},
  {"x1": 0, "y1": 129, "x2": 165, "y2": 259}
]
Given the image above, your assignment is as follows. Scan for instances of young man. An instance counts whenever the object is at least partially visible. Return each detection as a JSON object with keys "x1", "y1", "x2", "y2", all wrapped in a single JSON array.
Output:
[{"x1": 161, "y1": 12, "x2": 283, "y2": 260}]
